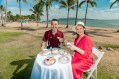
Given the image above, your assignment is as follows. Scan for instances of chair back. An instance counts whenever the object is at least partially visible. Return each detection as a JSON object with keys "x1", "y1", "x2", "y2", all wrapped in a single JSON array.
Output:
[{"x1": 86, "y1": 47, "x2": 104, "y2": 79}]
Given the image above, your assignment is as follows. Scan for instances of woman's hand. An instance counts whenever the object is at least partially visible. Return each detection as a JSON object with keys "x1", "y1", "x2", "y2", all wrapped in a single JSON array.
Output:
[
  {"x1": 70, "y1": 44, "x2": 84, "y2": 54},
  {"x1": 70, "y1": 44, "x2": 77, "y2": 50}
]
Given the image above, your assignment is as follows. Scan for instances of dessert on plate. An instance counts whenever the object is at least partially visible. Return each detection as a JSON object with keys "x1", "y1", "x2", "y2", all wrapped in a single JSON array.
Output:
[{"x1": 44, "y1": 57, "x2": 56, "y2": 65}]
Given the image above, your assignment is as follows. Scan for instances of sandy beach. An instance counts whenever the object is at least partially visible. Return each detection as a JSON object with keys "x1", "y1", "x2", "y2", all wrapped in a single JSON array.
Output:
[
  {"x1": 0, "y1": 22, "x2": 119, "y2": 53},
  {"x1": 1, "y1": 22, "x2": 119, "y2": 45}
]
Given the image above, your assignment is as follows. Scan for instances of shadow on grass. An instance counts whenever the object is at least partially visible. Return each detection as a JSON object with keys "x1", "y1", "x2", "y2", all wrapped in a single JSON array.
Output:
[
  {"x1": 20, "y1": 27, "x2": 38, "y2": 31},
  {"x1": 10, "y1": 56, "x2": 36, "y2": 79},
  {"x1": 87, "y1": 31, "x2": 112, "y2": 37},
  {"x1": 17, "y1": 26, "x2": 50, "y2": 31},
  {"x1": 64, "y1": 31, "x2": 77, "y2": 35}
]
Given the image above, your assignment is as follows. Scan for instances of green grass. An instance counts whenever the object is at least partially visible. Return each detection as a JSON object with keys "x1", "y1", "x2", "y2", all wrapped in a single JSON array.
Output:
[
  {"x1": 0, "y1": 32, "x2": 41, "y2": 79},
  {"x1": 0, "y1": 32, "x2": 25, "y2": 43},
  {"x1": 103, "y1": 44, "x2": 119, "y2": 48},
  {"x1": 0, "y1": 31, "x2": 119, "y2": 79}
]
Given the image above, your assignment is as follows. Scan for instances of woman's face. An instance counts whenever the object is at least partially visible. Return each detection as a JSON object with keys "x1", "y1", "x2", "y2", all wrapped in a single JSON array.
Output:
[{"x1": 76, "y1": 25, "x2": 85, "y2": 36}]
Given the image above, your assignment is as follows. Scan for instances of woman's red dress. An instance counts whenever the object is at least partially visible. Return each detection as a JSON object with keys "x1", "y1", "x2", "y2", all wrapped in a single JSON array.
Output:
[{"x1": 72, "y1": 35, "x2": 94, "y2": 79}]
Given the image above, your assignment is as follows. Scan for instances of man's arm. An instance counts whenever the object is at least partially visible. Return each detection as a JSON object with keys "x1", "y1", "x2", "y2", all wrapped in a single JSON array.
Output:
[{"x1": 41, "y1": 41, "x2": 47, "y2": 51}]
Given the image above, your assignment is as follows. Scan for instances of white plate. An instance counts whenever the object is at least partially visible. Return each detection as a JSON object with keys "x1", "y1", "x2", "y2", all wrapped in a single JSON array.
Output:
[
  {"x1": 52, "y1": 48, "x2": 59, "y2": 54},
  {"x1": 59, "y1": 50, "x2": 68, "y2": 55},
  {"x1": 41, "y1": 49, "x2": 51, "y2": 55},
  {"x1": 58, "y1": 56, "x2": 69, "y2": 64},
  {"x1": 43, "y1": 57, "x2": 56, "y2": 65}
]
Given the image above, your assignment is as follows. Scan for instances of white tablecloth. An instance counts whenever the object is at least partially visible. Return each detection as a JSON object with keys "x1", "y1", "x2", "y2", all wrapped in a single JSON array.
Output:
[{"x1": 30, "y1": 51, "x2": 73, "y2": 79}]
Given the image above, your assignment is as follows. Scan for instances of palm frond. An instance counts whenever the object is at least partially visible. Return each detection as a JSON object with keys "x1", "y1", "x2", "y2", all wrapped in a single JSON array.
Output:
[
  {"x1": 110, "y1": 1, "x2": 117, "y2": 8},
  {"x1": 60, "y1": 5, "x2": 67, "y2": 9},
  {"x1": 70, "y1": 6, "x2": 75, "y2": 10},
  {"x1": 16, "y1": 0, "x2": 19, "y2": 2},
  {"x1": 60, "y1": 1, "x2": 67, "y2": 6},
  {"x1": 23, "y1": 0, "x2": 28, "y2": 3},
  {"x1": 79, "y1": 1, "x2": 86, "y2": 8},
  {"x1": 29, "y1": 9, "x2": 33, "y2": 12},
  {"x1": 59, "y1": 1, "x2": 67, "y2": 9},
  {"x1": 34, "y1": 0, "x2": 41, "y2": 3},
  {"x1": 89, "y1": 1, "x2": 97, "y2": 7}
]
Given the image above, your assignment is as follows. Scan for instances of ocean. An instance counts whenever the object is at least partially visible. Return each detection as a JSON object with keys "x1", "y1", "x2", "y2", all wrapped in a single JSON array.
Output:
[
  {"x1": 42, "y1": 18, "x2": 119, "y2": 28},
  {"x1": 58, "y1": 18, "x2": 119, "y2": 28}
]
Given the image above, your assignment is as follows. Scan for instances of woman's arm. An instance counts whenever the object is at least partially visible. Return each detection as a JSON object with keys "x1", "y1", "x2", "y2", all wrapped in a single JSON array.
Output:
[{"x1": 70, "y1": 45, "x2": 84, "y2": 54}]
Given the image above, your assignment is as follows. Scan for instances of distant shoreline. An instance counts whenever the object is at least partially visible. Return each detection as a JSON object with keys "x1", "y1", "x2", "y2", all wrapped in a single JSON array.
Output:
[{"x1": 41, "y1": 18, "x2": 119, "y2": 28}]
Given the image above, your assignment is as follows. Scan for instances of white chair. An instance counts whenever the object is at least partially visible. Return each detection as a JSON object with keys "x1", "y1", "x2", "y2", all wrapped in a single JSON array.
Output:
[{"x1": 84, "y1": 47, "x2": 105, "y2": 79}]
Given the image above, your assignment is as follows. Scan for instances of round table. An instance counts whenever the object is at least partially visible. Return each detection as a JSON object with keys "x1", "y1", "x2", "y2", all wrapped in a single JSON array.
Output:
[{"x1": 30, "y1": 49, "x2": 73, "y2": 79}]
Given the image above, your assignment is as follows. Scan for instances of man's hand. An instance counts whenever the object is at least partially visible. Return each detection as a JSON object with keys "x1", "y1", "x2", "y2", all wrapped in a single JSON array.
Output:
[
  {"x1": 41, "y1": 41, "x2": 47, "y2": 51},
  {"x1": 57, "y1": 37, "x2": 64, "y2": 42}
]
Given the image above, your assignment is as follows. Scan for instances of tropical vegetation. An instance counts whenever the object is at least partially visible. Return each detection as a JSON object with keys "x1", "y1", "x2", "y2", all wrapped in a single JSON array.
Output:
[
  {"x1": 60, "y1": 0, "x2": 75, "y2": 28},
  {"x1": 79, "y1": 0, "x2": 97, "y2": 25},
  {"x1": 16, "y1": 0, "x2": 29, "y2": 29},
  {"x1": 0, "y1": 5, "x2": 5, "y2": 26},
  {"x1": 29, "y1": 1, "x2": 44, "y2": 26},
  {"x1": 0, "y1": 0, "x2": 119, "y2": 28}
]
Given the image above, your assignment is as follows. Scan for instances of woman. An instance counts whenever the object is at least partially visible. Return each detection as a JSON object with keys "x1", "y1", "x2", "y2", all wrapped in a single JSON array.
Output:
[{"x1": 69, "y1": 22, "x2": 94, "y2": 79}]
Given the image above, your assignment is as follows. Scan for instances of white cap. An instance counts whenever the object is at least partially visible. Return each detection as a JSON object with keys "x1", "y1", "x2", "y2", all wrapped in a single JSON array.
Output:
[{"x1": 76, "y1": 21, "x2": 85, "y2": 26}]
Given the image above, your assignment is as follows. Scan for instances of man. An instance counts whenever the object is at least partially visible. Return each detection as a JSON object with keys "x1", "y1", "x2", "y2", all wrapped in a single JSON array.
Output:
[{"x1": 41, "y1": 19, "x2": 64, "y2": 50}]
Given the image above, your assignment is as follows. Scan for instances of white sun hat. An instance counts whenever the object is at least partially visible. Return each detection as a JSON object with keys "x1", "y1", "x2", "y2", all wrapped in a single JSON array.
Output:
[{"x1": 76, "y1": 21, "x2": 85, "y2": 26}]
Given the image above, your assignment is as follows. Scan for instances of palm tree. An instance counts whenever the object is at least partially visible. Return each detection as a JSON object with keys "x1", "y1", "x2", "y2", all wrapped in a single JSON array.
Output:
[
  {"x1": 15, "y1": 14, "x2": 20, "y2": 21},
  {"x1": 75, "y1": 0, "x2": 79, "y2": 25},
  {"x1": 79, "y1": 0, "x2": 97, "y2": 25},
  {"x1": 7, "y1": 11, "x2": 12, "y2": 22},
  {"x1": 16, "y1": 0, "x2": 29, "y2": 29},
  {"x1": 110, "y1": 0, "x2": 119, "y2": 8},
  {"x1": 60, "y1": 0, "x2": 75, "y2": 28},
  {"x1": 110, "y1": 0, "x2": 119, "y2": 32},
  {"x1": 4, "y1": 0, "x2": 8, "y2": 26},
  {"x1": 45, "y1": 0, "x2": 59, "y2": 28},
  {"x1": 0, "y1": 5, "x2": 5, "y2": 26},
  {"x1": 34, "y1": 0, "x2": 59, "y2": 28},
  {"x1": 29, "y1": 2, "x2": 44, "y2": 26},
  {"x1": 30, "y1": 14, "x2": 36, "y2": 21}
]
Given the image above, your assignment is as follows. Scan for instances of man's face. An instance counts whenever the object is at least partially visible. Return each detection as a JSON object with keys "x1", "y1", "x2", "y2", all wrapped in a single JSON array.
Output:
[{"x1": 51, "y1": 21, "x2": 58, "y2": 30}]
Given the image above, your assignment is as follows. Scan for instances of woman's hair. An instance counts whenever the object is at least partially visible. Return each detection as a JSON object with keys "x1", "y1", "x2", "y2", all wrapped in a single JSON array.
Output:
[{"x1": 76, "y1": 24, "x2": 88, "y2": 35}]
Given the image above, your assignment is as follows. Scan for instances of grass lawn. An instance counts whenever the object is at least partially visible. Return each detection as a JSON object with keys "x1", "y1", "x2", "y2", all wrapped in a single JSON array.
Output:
[
  {"x1": 0, "y1": 32, "x2": 41, "y2": 79},
  {"x1": 0, "y1": 31, "x2": 119, "y2": 79}
]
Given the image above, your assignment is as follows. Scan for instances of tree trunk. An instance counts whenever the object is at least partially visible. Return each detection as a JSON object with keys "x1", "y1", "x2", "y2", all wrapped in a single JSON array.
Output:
[
  {"x1": 46, "y1": 5, "x2": 48, "y2": 28},
  {"x1": 66, "y1": 8, "x2": 70, "y2": 28},
  {"x1": 4, "y1": 0, "x2": 8, "y2": 26},
  {"x1": 85, "y1": 0, "x2": 88, "y2": 26},
  {"x1": 75, "y1": 0, "x2": 78, "y2": 25},
  {"x1": 1, "y1": 12, "x2": 4, "y2": 26},
  {"x1": 0, "y1": 12, "x2": 2, "y2": 25},
  {"x1": 37, "y1": 15, "x2": 38, "y2": 26},
  {"x1": 19, "y1": 0, "x2": 23, "y2": 29}
]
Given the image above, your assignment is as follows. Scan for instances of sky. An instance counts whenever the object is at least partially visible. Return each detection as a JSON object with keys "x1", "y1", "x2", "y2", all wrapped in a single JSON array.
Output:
[{"x1": 0, "y1": 0, "x2": 119, "y2": 21}]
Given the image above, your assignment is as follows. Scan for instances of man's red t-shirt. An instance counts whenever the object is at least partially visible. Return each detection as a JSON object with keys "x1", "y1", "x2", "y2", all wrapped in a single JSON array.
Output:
[{"x1": 43, "y1": 30, "x2": 64, "y2": 48}]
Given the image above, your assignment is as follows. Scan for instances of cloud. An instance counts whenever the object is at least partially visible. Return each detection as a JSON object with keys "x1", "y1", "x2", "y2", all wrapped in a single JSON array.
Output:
[
  {"x1": 8, "y1": 7, "x2": 32, "y2": 15},
  {"x1": 7, "y1": 0, "x2": 119, "y2": 20},
  {"x1": 109, "y1": 0, "x2": 116, "y2": 3},
  {"x1": 86, "y1": 8, "x2": 119, "y2": 19},
  {"x1": 8, "y1": 7, "x2": 19, "y2": 15},
  {"x1": 41, "y1": 4, "x2": 68, "y2": 21},
  {"x1": 109, "y1": 0, "x2": 119, "y2": 7}
]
